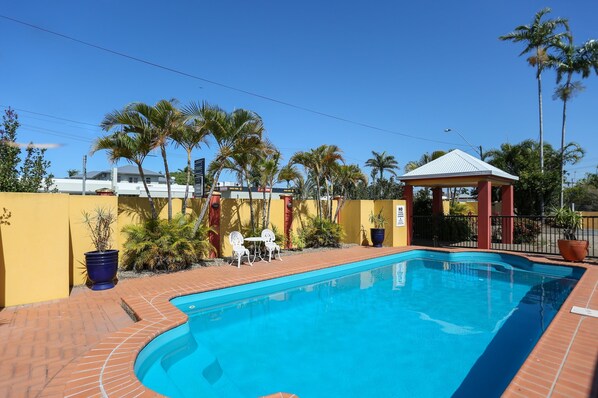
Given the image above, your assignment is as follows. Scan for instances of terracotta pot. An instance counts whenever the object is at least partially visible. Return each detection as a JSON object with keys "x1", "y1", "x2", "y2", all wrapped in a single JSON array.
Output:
[{"x1": 557, "y1": 240, "x2": 588, "y2": 262}]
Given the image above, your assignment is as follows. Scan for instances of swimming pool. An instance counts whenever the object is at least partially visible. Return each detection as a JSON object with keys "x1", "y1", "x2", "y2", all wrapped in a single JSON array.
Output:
[{"x1": 135, "y1": 250, "x2": 583, "y2": 397}]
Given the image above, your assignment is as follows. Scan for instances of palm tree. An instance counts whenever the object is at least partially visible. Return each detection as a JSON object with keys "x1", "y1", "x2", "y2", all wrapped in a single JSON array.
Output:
[
  {"x1": 333, "y1": 164, "x2": 367, "y2": 222},
  {"x1": 185, "y1": 105, "x2": 264, "y2": 234},
  {"x1": 365, "y1": 150, "x2": 399, "y2": 199},
  {"x1": 92, "y1": 130, "x2": 158, "y2": 219},
  {"x1": 173, "y1": 101, "x2": 211, "y2": 215},
  {"x1": 278, "y1": 164, "x2": 301, "y2": 188},
  {"x1": 256, "y1": 148, "x2": 281, "y2": 229},
  {"x1": 365, "y1": 151, "x2": 399, "y2": 181},
  {"x1": 552, "y1": 37, "x2": 598, "y2": 206},
  {"x1": 500, "y1": 8, "x2": 569, "y2": 215}
]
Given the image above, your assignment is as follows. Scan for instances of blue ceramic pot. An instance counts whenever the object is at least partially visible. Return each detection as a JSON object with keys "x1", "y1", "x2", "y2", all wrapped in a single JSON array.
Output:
[
  {"x1": 84, "y1": 250, "x2": 119, "y2": 290},
  {"x1": 370, "y1": 228, "x2": 385, "y2": 248}
]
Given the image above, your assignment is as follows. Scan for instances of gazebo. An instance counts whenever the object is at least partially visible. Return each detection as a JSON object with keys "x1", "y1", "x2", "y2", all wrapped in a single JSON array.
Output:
[{"x1": 399, "y1": 149, "x2": 519, "y2": 249}]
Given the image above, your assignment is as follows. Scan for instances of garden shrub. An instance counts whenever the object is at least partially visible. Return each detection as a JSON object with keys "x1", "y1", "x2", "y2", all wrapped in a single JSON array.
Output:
[
  {"x1": 122, "y1": 214, "x2": 213, "y2": 272},
  {"x1": 513, "y1": 218, "x2": 542, "y2": 244},
  {"x1": 300, "y1": 217, "x2": 342, "y2": 248},
  {"x1": 438, "y1": 216, "x2": 473, "y2": 242}
]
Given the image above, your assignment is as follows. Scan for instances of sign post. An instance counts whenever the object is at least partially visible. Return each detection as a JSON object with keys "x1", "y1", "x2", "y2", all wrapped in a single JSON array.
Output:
[{"x1": 194, "y1": 158, "x2": 205, "y2": 198}]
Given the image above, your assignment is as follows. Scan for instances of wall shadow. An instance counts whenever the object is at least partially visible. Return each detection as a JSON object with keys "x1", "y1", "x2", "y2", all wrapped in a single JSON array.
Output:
[
  {"x1": 118, "y1": 197, "x2": 169, "y2": 223},
  {"x1": 294, "y1": 201, "x2": 312, "y2": 231}
]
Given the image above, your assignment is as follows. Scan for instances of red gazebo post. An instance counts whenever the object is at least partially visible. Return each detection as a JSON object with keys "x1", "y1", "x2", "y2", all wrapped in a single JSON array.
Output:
[
  {"x1": 477, "y1": 180, "x2": 492, "y2": 249},
  {"x1": 281, "y1": 194, "x2": 293, "y2": 249},
  {"x1": 501, "y1": 185, "x2": 514, "y2": 244},
  {"x1": 403, "y1": 185, "x2": 414, "y2": 245},
  {"x1": 208, "y1": 192, "x2": 221, "y2": 258}
]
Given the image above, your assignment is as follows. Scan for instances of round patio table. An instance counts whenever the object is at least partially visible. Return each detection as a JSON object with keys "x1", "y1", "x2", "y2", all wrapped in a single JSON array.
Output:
[{"x1": 243, "y1": 237, "x2": 265, "y2": 262}]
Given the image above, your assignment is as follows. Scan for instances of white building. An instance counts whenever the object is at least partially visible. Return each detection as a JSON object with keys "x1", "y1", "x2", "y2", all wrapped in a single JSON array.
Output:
[{"x1": 50, "y1": 167, "x2": 193, "y2": 198}]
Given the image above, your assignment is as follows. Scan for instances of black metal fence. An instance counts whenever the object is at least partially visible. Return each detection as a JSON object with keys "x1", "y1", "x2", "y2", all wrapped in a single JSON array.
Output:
[
  {"x1": 411, "y1": 214, "x2": 597, "y2": 258},
  {"x1": 412, "y1": 215, "x2": 478, "y2": 248},
  {"x1": 490, "y1": 215, "x2": 597, "y2": 258}
]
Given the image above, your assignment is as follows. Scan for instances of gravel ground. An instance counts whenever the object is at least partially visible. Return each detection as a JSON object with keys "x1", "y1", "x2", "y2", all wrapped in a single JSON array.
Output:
[{"x1": 116, "y1": 243, "x2": 359, "y2": 280}]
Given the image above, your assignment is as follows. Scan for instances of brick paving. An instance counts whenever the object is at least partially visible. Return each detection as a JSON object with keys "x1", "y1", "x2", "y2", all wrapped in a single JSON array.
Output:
[{"x1": 0, "y1": 246, "x2": 596, "y2": 398}]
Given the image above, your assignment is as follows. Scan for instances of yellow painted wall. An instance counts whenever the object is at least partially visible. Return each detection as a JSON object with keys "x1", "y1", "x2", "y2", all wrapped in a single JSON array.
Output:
[
  {"x1": 341, "y1": 200, "x2": 374, "y2": 245},
  {"x1": 0, "y1": 192, "x2": 411, "y2": 307},
  {"x1": 373, "y1": 200, "x2": 408, "y2": 247},
  {"x1": 219, "y1": 198, "x2": 286, "y2": 256},
  {"x1": 0, "y1": 193, "x2": 70, "y2": 306}
]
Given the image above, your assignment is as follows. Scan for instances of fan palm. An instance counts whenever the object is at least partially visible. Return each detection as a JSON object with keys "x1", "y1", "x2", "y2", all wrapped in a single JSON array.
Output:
[
  {"x1": 552, "y1": 37, "x2": 598, "y2": 206},
  {"x1": 500, "y1": 8, "x2": 568, "y2": 214}
]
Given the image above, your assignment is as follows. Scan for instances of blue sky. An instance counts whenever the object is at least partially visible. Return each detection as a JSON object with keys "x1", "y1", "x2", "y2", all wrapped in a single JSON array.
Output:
[{"x1": 1, "y1": 1, "x2": 597, "y2": 184}]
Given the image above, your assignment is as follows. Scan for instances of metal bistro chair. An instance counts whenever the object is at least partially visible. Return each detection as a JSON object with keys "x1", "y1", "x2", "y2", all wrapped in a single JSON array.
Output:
[
  {"x1": 229, "y1": 231, "x2": 252, "y2": 268},
  {"x1": 261, "y1": 229, "x2": 282, "y2": 262}
]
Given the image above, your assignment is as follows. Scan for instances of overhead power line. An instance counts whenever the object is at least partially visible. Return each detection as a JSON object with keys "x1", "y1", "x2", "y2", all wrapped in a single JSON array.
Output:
[
  {"x1": 0, "y1": 104, "x2": 100, "y2": 127},
  {"x1": 0, "y1": 14, "x2": 463, "y2": 147}
]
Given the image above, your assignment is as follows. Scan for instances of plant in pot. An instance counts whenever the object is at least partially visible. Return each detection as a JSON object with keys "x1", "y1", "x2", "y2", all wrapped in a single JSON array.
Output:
[
  {"x1": 83, "y1": 207, "x2": 119, "y2": 290},
  {"x1": 552, "y1": 207, "x2": 588, "y2": 262},
  {"x1": 369, "y1": 209, "x2": 387, "y2": 248}
]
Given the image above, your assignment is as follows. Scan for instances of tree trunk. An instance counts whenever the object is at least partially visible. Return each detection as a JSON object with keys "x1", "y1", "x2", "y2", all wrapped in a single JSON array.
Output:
[
  {"x1": 160, "y1": 144, "x2": 173, "y2": 221},
  {"x1": 262, "y1": 187, "x2": 267, "y2": 229},
  {"x1": 136, "y1": 163, "x2": 158, "y2": 220},
  {"x1": 182, "y1": 149, "x2": 192, "y2": 215},
  {"x1": 333, "y1": 193, "x2": 345, "y2": 224},
  {"x1": 193, "y1": 167, "x2": 222, "y2": 235},
  {"x1": 559, "y1": 73, "x2": 572, "y2": 208},
  {"x1": 247, "y1": 178, "x2": 255, "y2": 232}
]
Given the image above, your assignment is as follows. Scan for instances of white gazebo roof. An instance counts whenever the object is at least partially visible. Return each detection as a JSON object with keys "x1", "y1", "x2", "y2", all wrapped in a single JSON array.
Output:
[{"x1": 399, "y1": 149, "x2": 518, "y2": 186}]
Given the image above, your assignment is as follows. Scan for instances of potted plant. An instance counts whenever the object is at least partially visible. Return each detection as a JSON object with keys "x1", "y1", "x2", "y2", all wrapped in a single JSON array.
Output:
[
  {"x1": 552, "y1": 207, "x2": 588, "y2": 262},
  {"x1": 83, "y1": 207, "x2": 119, "y2": 290},
  {"x1": 369, "y1": 209, "x2": 387, "y2": 248}
]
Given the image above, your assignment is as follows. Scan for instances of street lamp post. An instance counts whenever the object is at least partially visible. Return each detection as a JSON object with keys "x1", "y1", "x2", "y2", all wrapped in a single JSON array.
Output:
[{"x1": 444, "y1": 128, "x2": 483, "y2": 160}]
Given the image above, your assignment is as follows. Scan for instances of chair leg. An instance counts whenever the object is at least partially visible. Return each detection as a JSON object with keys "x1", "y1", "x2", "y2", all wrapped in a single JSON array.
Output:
[
  {"x1": 237, "y1": 255, "x2": 241, "y2": 268},
  {"x1": 277, "y1": 247, "x2": 282, "y2": 261}
]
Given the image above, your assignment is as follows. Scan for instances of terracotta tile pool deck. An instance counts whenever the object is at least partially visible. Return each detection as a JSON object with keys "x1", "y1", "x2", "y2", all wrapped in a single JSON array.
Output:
[{"x1": 0, "y1": 246, "x2": 596, "y2": 398}]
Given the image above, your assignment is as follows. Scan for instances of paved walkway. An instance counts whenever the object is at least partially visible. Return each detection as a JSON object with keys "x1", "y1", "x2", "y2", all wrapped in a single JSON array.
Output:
[{"x1": 0, "y1": 247, "x2": 596, "y2": 397}]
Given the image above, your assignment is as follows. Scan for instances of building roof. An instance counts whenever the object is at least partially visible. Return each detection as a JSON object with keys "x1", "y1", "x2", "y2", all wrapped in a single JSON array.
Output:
[{"x1": 399, "y1": 149, "x2": 518, "y2": 186}]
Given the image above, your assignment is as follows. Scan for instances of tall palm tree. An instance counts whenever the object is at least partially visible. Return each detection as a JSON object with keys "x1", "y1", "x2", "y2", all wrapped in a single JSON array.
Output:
[
  {"x1": 500, "y1": 8, "x2": 568, "y2": 215},
  {"x1": 185, "y1": 105, "x2": 264, "y2": 234},
  {"x1": 333, "y1": 164, "x2": 367, "y2": 222},
  {"x1": 92, "y1": 130, "x2": 158, "y2": 220},
  {"x1": 552, "y1": 37, "x2": 598, "y2": 206},
  {"x1": 146, "y1": 99, "x2": 186, "y2": 221},
  {"x1": 318, "y1": 145, "x2": 344, "y2": 220},
  {"x1": 256, "y1": 148, "x2": 281, "y2": 229},
  {"x1": 364, "y1": 151, "x2": 399, "y2": 181},
  {"x1": 365, "y1": 150, "x2": 399, "y2": 199},
  {"x1": 278, "y1": 164, "x2": 301, "y2": 188},
  {"x1": 173, "y1": 101, "x2": 211, "y2": 215}
]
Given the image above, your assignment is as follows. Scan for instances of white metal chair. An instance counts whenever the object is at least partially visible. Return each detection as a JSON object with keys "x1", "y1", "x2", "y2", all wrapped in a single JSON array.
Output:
[
  {"x1": 261, "y1": 229, "x2": 281, "y2": 262},
  {"x1": 229, "y1": 231, "x2": 252, "y2": 268}
]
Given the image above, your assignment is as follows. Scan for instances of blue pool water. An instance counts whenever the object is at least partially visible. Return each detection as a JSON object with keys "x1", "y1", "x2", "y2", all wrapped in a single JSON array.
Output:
[{"x1": 135, "y1": 250, "x2": 583, "y2": 398}]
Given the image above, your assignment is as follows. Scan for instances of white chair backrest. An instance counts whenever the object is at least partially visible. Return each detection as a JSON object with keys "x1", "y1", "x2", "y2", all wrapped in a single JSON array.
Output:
[
  {"x1": 261, "y1": 229, "x2": 275, "y2": 242},
  {"x1": 229, "y1": 231, "x2": 245, "y2": 246}
]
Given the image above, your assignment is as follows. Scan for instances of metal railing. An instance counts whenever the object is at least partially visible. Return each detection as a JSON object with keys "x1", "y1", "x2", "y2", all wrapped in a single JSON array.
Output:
[
  {"x1": 411, "y1": 214, "x2": 597, "y2": 258},
  {"x1": 412, "y1": 215, "x2": 478, "y2": 248},
  {"x1": 490, "y1": 215, "x2": 597, "y2": 258}
]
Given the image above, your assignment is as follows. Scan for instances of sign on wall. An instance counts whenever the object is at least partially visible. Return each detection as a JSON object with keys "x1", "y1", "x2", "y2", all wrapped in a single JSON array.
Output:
[
  {"x1": 194, "y1": 158, "x2": 205, "y2": 197},
  {"x1": 396, "y1": 205, "x2": 405, "y2": 227}
]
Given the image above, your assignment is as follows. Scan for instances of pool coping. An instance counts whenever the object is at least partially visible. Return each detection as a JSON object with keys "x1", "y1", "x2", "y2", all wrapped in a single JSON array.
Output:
[{"x1": 51, "y1": 246, "x2": 597, "y2": 398}]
